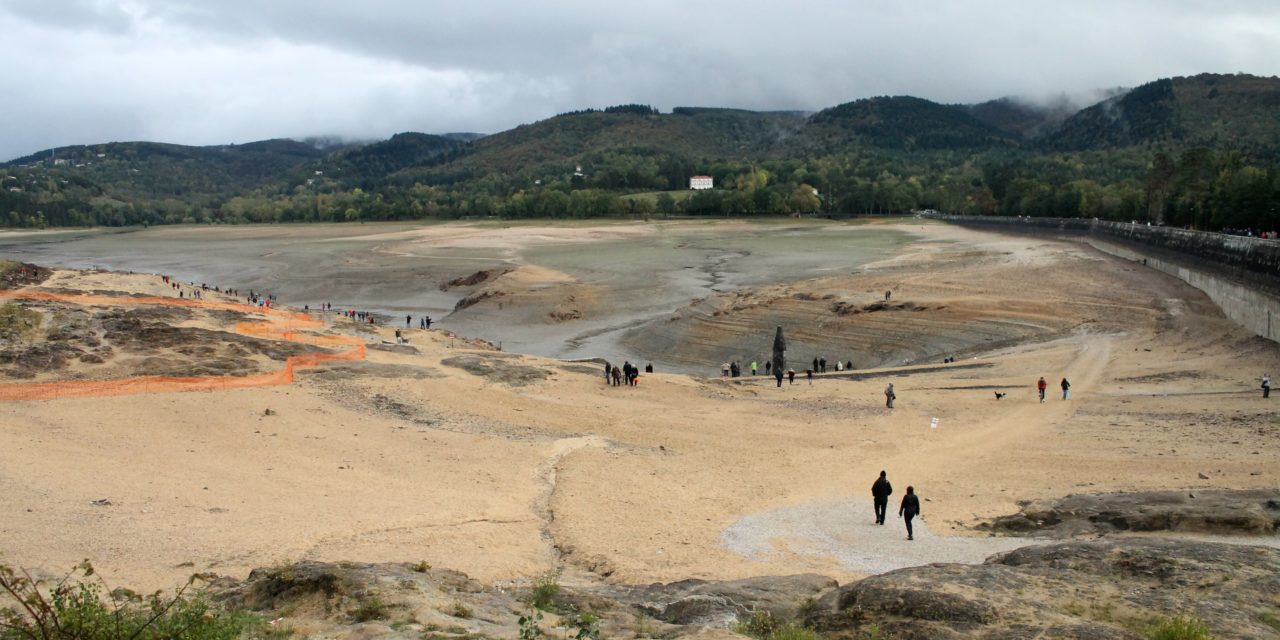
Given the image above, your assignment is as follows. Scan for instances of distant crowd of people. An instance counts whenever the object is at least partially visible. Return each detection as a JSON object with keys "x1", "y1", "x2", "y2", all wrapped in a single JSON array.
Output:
[
  {"x1": 604, "y1": 360, "x2": 652, "y2": 386},
  {"x1": 720, "y1": 356, "x2": 858, "y2": 379},
  {"x1": 160, "y1": 274, "x2": 240, "y2": 301}
]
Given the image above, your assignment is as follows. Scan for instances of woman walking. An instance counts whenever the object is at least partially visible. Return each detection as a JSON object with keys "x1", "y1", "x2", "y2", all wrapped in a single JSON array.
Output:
[{"x1": 899, "y1": 486, "x2": 921, "y2": 540}]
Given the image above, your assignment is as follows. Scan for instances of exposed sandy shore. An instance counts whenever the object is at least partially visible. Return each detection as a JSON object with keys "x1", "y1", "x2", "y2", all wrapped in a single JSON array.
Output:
[{"x1": 1, "y1": 221, "x2": 1277, "y2": 593}]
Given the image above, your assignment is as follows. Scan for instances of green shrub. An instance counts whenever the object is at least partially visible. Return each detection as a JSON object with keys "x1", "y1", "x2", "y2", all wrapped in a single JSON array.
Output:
[
  {"x1": 518, "y1": 609, "x2": 544, "y2": 640},
  {"x1": 529, "y1": 570, "x2": 561, "y2": 612},
  {"x1": 0, "y1": 561, "x2": 253, "y2": 640},
  {"x1": 734, "y1": 609, "x2": 819, "y2": 640},
  {"x1": 449, "y1": 601, "x2": 473, "y2": 619},
  {"x1": 1146, "y1": 614, "x2": 1212, "y2": 640}
]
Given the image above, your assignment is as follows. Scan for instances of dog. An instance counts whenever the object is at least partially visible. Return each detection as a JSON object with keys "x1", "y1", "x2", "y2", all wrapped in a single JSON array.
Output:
[{"x1": 994, "y1": 391, "x2": 1006, "y2": 400}]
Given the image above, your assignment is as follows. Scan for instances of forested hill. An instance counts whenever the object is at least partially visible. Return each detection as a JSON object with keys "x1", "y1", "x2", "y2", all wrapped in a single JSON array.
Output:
[
  {"x1": 2, "y1": 73, "x2": 1278, "y2": 231},
  {"x1": 4, "y1": 139, "x2": 330, "y2": 200},
  {"x1": 1046, "y1": 74, "x2": 1280, "y2": 152},
  {"x1": 395, "y1": 107, "x2": 806, "y2": 180},
  {"x1": 800, "y1": 96, "x2": 1017, "y2": 152}
]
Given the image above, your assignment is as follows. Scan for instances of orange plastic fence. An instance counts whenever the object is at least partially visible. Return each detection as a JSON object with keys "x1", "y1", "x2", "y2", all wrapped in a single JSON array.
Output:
[{"x1": 0, "y1": 289, "x2": 367, "y2": 402}]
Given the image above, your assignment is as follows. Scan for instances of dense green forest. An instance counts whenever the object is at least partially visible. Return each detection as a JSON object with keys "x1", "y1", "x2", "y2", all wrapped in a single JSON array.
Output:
[{"x1": 2, "y1": 73, "x2": 1278, "y2": 233}]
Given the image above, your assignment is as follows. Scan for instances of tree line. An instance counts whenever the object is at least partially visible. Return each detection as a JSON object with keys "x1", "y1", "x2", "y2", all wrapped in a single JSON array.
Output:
[{"x1": 2, "y1": 146, "x2": 1276, "y2": 233}]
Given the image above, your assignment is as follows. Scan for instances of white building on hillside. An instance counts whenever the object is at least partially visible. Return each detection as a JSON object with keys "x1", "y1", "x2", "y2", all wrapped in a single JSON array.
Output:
[{"x1": 689, "y1": 175, "x2": 713, "y2": 190}]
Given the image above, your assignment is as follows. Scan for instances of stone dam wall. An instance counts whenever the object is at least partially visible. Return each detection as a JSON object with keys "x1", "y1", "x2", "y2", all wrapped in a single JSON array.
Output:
[{"x1": 925, "y1": 214, "x2": 1280, "y2": 343}]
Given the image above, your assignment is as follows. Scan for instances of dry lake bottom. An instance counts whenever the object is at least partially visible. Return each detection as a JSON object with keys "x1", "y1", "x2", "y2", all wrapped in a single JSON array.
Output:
[{"x1": 1, "y1": 218, "x2": 1277, "y2": 595}]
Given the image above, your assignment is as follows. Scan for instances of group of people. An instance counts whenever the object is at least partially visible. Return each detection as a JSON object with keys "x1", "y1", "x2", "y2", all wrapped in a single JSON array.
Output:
[
  {"x1": 721, "y1": 356, "x2": 857, "y2": 378},
  {"x1": 810, "y1": 357, "x2": 855, "y2": 373},
  {"x1": 159, "y1": 275, "x2": 240, "y2": 302},
  {"x1": 871, "y1": 471, "x2": 921, "y2": 540},
  {"x1": 342, "y1": 309, "x2": 377, "y2": 324},
  {"x1": 605, "y1": 360, "x2": 652, "y2": 387},
  {"x1": 405, "y1": 314, "x2": 433, "y2": 329}
]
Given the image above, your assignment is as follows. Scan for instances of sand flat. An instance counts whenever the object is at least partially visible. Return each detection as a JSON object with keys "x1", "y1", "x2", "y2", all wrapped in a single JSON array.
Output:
[{"x1": 1, "y1": 220, "x2": 1277, "y2": 592}]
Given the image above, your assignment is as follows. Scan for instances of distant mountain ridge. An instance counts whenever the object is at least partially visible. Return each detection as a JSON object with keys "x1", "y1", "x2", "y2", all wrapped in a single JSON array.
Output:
[
  {"x1": 3, "y1": 72, "x2": 1277, "y2": 231},
  {"x1": 1046, "y1": 73, "x2": 1280, "y2": 152},
  {"x1": 8, "y1": 73, "x2": 1279, "y2": 171}
]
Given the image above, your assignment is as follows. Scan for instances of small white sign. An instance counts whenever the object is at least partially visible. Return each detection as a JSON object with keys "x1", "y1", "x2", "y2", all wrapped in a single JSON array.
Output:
[{"x1": 930, "y1": 417, "x2": 939, "y2": 429}]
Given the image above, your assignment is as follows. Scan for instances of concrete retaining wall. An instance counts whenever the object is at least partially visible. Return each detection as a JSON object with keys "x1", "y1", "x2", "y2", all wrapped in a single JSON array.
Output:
[{"x1": 926, "y1": 214, "x2": 1280, "y2": 343}]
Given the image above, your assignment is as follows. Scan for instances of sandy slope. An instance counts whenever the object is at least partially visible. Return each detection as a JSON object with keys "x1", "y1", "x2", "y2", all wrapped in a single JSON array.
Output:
[{"x1": 1, "y1": 221, "x2": 1277, "y2": 593}]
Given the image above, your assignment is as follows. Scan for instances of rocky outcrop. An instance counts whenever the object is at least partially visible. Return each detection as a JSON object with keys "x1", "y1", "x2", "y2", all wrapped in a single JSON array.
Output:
[
  {"x1": 194, "y1": 538, "x2": 1280, "y2": 639},
  {"x1": 807, "y1": 538, "x2": 1280, "y2": 640},
  {"x1": 980, "y1": 489, "x2": 1280, "y2": 537},
  {"x1": 440, "y1": 353, "x2": 550, "y2": 386},
  {"x1": 440, "y1": 269, "x2": 512, "y2": 291},
  {"x1": 615, "y1": 574, "x2": 837, "y2": 626}
]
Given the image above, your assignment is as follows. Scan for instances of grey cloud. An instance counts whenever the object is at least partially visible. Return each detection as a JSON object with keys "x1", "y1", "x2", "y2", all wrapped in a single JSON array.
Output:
[
  {"x1": 1, "y1": 0, "x2": 1279, "y2": 160},
  {"x1": 0, "y1": 0, "x2": 137, "y2": 34}
]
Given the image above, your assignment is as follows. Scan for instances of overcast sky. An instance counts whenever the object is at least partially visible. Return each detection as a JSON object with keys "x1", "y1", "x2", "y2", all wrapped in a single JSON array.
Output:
[{"x1": 2, "y1": 0, "x2": 1278, "y2": 160}]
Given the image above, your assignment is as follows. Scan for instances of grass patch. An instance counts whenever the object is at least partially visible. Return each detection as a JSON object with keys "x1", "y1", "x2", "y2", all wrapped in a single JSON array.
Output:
[
  {"x1": 449, "y1": 601, "x2": 473, "y2": 619},
  {"x1": 619, "y1": 190, "x2": 697, "y2": 205},
  {"x1": 1145, "y1": 614, "x2": 1212, "y2": 640},
  {"x1": 0, "y1": 302, "x2": 41, "y2": 347},
  {"x1": 348, "y1": 595, "x2": 390, "y2": 622},
  {"x1": 734, "y1": 609, "x2": 820, "y2": 640},
  {"x1": 1259, "y1": 611, "x2": 1280, "y2": 632}
]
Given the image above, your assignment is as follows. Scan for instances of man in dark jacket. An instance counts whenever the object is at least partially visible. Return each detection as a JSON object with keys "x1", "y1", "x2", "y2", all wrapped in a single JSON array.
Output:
[
  {"x1": 899, "y1": 486, "x2": 921, "y2": 540},
  {"x1": 871, "y1": 471, "x2": 893, "y2": 525}
]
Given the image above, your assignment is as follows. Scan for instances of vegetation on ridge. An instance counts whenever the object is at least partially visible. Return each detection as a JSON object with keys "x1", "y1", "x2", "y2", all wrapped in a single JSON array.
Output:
[{"x1": 1, "y1": 73, "x2": 1278, "y2": 232}]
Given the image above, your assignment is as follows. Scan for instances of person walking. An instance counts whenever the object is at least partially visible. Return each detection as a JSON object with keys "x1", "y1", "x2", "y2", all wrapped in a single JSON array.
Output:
[
  {"x1": 751, "y1": 361, "x2": 758, "y2": 376},
  {"x1": 806, "y1": 369, "x2": 814, "y2": 385},
  {"x1": 871, "y1": 471, "x2": 893, "y2": 525},
  {"x1": 604, "y1": 361, "x2": 612, "y2": 383},
  {"x1": 1263, "y1": 373, "x2": 1271, "y2": 398},
  {"x1": 1061, "y1": 377, "x2": 1071, "y2": 400},
  {"x1": 1037, "y1": 376, "x2": 1047, "y2": 403},
  {"x1": 787, "y1": 369, "x2": 795, "y2": 385},
  {"x1": 885, "y1": 383, "x2": 895, "y2": 409},
  {"x1": 899, "y1": 486, "x2": 921, "y2": 540},
  {"x1": 819, "y1": 357, "x2": 827, "y2": 374}
]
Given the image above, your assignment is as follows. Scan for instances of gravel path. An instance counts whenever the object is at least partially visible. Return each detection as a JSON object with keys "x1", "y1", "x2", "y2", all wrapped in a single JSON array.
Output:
[
  {"x1": 722, "y1": 497, "x2": 1280, "y2": 576},
  {"x1": 721, "y1": 496, "x2": 1044, "y2": 575}
]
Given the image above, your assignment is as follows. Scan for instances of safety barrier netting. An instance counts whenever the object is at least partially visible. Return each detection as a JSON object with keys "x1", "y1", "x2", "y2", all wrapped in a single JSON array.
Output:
[{"x1": 0, "y1": 290, "x2": 366, "y2": 401}]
